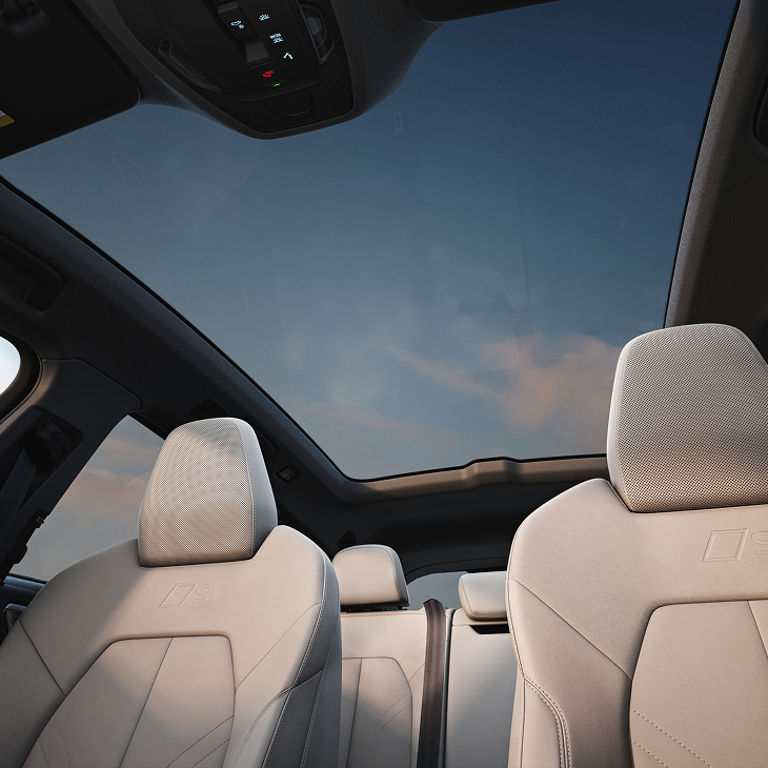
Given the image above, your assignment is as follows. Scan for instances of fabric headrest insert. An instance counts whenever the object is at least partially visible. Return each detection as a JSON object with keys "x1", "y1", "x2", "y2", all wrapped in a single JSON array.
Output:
[
  {"x1": 138, "y1": 417, "x2": 278, "y2": 567},
  {"x1": 332, "y1": 544, "x2": 409, "y2": 608},
  {"x1": 458, "y1": 571, "x2": 507, "y2": 621},
  {"x1": 607, "y1": 323, "x2": 768, "y2": 513}
]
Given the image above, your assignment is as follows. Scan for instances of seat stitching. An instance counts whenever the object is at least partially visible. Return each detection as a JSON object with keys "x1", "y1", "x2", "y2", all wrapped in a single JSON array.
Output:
[
  {"x1": 235, "y1": 602, "x2": 321, "y2": 691},
  {"x1": 631, "y1": 738, "x2": 670, "y2": 768},
  {"x1": 165, "y1": 716, "x2": 233, "y2": 768},
  {"x1": 373, "y1": 696, "x2": 411, "y2": 768},
  {"x1": 523, "y1": 679, "x2": 566, "y2": 768},
  {"x1": 117, "y1": 638, "x2": 173, "y2": 768},
  {"x1": 630, "y1": 709, "x2": 712, "y2": 767},
  {"x1": 261, "y1": 670, "x2": 323, "y2": 768},
  {"x1": 747, "y1": 601, "x2": 768, "y2": 664},
  {"x1": 52, "y1": 719, "x2": 71, "y2": 768},
  {"x1": 299, "y1": 629, "x2": 337, "y2": 767},
  {"x1": 230, "y1": 685, "x2": 293, "y2": 768},
  {"x1": 37, "y1": 742, "x2": 50, "y2": 768},
  {"x1": 293, "y1": 553, "x2": 328, "y2": 685},
  {"x1": 342, "y1": 659, "x2": 363, "y2": 768},
  {"x1": 458, "y1": 578, "x2": 503, "y2": 618},
  {"x1": 18, "y1": 620, "x2": 64, "y2": 695},
  {"x1": 189, "y1": 738, "x2": 230, "y2": 768},
  {"x1": 511, "y1": 579, "x2": 631, "y2": 679}
]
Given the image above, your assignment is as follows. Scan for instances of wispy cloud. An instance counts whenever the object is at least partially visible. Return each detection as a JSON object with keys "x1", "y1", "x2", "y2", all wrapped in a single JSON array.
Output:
[{"x1": 387, "y1": 332, "x2": 621, "y2": 455}]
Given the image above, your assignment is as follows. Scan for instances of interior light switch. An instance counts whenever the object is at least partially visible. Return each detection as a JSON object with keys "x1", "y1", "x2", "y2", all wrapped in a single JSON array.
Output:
[{"x1": 216, "y1": 1, "x2": 256, "y2": 40}]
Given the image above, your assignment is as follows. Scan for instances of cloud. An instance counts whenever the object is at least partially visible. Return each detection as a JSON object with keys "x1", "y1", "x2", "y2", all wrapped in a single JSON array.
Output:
[
  {"x1": 95, "y1": 435, "x2": 161, "y2": 473},
  {"x1": 56, "y1": 467, "x2": 150, "y2": 522},
  {"x1": 488, "y1": 334, "x2": 620, "y2": 452},
  {"x1": 388, "y1": 332, "x2": 621, "y2": 456}
]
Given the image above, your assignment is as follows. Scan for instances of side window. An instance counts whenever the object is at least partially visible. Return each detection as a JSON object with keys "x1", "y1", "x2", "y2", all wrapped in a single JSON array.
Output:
[
  {"x1": 0, "y1": 336, "x2": 21, "y2": 398},
  {"x1": 15, "y1": 417, "x2": 163, "y2": 581},
  {"x1": 407, "y1": 570, "x2": 468, "y2": 609}
]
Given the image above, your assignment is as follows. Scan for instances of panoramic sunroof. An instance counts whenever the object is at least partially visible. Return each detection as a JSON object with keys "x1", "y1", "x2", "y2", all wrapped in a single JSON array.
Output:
[{"x1": 0, "y1": 0, "x2": 735, "y2": 479}]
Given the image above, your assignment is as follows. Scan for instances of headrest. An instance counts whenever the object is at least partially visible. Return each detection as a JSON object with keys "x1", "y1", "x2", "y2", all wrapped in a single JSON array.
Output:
[
  {"x1": 458, "y1": 572, "x2": 507, "y2": 621},
  {"x1": 138, "y1": 418, "x2": 278, "y2": 567},
  {"x1": 332, "y1": 545, "x2": 409, "y2": 608},
  {"x1": 607, "y1": 323, "x2": 768, "y2": 513}
]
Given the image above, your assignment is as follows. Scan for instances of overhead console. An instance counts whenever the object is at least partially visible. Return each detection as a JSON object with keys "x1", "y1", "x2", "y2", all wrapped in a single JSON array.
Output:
[
  {"x1": 111, "y1": 0, "x2": 352, "y2": 132},
  {"x1": 0, "y1": 0, "x2": 560, "y2": 155}
]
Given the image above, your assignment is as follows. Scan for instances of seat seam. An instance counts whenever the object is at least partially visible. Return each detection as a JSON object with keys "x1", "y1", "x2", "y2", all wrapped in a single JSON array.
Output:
[
  {"x1": 514, "y1": 663, "x2": 524, "y2": 768},
  {"x1": 18, "y1": 620, "x2": 64, "y2": 695},
  {"x1": 747, "y1": 601, "x2": 768, "y2": 664},
  {"x1": 631, "y1": 738, "x2": 670, "y2": 768},
  {"x1": 458, "y1": 579, "x2": 502, "y2": 618},
  {"x1": 523, "y1": 678, "x2": 567, "y2": 768},
  {"x1": 37, "y1": 741, "x2": 50, "y2": 768},
  {"x1": 51, "y1": 719, "x2": 71, "y2": 768},
  {"x1": 260, "y1": 670, "x2": 324, "y2": 768},
  {"x1": 293, "y1": 553, "x2": 328, "y2": 685},
  {"x1": 373, "y1": 696, "x2": 411, "y2": 768},
  {"x1": 231, "y1": 685, "x2": 293, "y2": 768},
  {"x1": 165, "y1": 716, "x2": 233, "y2": 768},
  {"x1": 511, "y1": 579, "x2": 631, "y2": 679},
  {"x1": 235, "y1": 602, "x2": 321, "y2": 691},
  {"x1": 117, "y1": 637, "x2": 173, "y2": 768},
  {"x1": 630, "y1": 709, "x2": 711, "y2": 767},
  {"x1": 299, "y1": 628, "x2": 337, "y2": 767},
  {"x1": 343, "y1": 659, "x2": 363, "y2": 768},
  {"x1": 189, "y1": 738, "x2": 230, "y2": 768}
]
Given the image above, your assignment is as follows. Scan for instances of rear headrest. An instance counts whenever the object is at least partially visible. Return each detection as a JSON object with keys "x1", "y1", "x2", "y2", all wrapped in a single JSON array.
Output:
[
  {"x1": 458, "y1": 572, "x2": 507, "y2": 621},
  {"x1": 138, "y1": 418, "x2": 278, "y2": 567},
  {"x1": 607, "y1": 323, "x2": 768, "y2": 513},
  {"x1": 332, "y1": 545, "x2": 409, "y2": 608}
]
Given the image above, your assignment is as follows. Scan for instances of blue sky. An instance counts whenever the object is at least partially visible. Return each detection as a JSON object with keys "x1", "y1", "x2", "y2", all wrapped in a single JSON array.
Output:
[{"x1": 0, "y1": 0, "x2": 736, "y2": 479}]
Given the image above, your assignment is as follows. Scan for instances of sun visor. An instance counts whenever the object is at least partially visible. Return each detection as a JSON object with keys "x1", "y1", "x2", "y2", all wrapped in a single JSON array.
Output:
[{"x1": 0, "y1": 0, "x2": 138, "y2": 158}]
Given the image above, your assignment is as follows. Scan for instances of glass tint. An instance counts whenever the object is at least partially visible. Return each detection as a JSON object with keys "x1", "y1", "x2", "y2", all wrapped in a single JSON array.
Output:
[
  {"x1": 16, "y1": 417, "x2": 163, "y2": 581},
  {"x1": 0, "y1": 0, "x2": 736, "y2": 478}
]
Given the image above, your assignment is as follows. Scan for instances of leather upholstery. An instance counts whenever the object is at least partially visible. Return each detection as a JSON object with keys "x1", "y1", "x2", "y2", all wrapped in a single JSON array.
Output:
[
  {"x1": 507, "y1": 324, "x2": 768, "y2": 768},
  {"x1": 139, "y1": 418, "x2": 277, "y2": 567},
  {"x1": 0, "y1": 418, "x2": 341, "y2": 768},
  {"x1": 333, "y1": 545, "x2": 409, "y2": 608},
  {"x1": 446, "y1": 574, "x2": 516, "y2": 768},
  {"x1": 332, "y1": 545, "x2": 429, "y2": 768},
  {"x1": 338, "y1": 609, "x2": 429, "y2": 768},
  {"x1": 458, "y1": 571, "x2": 506, "y2": 621}
]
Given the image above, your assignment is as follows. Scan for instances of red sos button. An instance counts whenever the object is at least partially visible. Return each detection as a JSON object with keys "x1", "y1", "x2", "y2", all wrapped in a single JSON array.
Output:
[{"x1": 252, "y1": 64, "x2": 282, "y2": 85}]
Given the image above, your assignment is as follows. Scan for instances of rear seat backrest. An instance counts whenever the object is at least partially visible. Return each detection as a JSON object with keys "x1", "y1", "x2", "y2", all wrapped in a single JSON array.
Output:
[
  {"x1": 332, "y1": 545, "x2": 429, "y2": 768},
  {"x1": 445, "y1": 572, "x2": 517, "y2": 768}
]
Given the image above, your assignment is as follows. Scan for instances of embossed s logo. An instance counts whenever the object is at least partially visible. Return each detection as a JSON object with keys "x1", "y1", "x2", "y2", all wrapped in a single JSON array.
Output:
[{"x1": 159, "y1": 583, "x2": 213, "y2": 607}]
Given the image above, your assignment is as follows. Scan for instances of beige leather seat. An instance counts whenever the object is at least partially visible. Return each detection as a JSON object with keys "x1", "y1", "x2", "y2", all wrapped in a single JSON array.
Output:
[
  {"x1": 0, "y1": 417, "x2": 341, "y2": 768},
  {"x1": 507, "y1": 324, "x2": 768, "y2": 768},
  {"x1": 445, "y1": 572, "x2": 516, "y2": 768},
  {"x1": 332, "y1": 545, "x2": 433, "y2": 768}
]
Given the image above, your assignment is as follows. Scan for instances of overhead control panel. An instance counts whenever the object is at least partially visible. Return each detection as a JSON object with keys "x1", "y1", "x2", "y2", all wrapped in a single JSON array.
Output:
[{"x1": 112, "y1": 0, "x2": 352, "y2": 133}]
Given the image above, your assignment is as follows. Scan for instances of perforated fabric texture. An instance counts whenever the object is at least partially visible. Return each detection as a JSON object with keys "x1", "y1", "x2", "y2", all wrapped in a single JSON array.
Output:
[
  {"x1": 607, "y1": 323, "x2": 768, "y2": 512},
  {"x1": 138, "y1": 418, "x2": 277, "y2": 566},
  {"x1": 332, "y1": 545, "x2": 409, "y2": 607}
]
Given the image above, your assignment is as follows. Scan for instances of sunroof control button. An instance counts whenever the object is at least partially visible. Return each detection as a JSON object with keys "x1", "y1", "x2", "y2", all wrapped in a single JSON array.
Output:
[{"x1": 216, "y1": 2, "x2": 256, "y2": 40}]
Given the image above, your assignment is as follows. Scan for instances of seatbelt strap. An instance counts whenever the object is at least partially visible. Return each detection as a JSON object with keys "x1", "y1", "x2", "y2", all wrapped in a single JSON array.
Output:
[{"x1": 417, "y1": 598, "x2": 447, "y2": 768}]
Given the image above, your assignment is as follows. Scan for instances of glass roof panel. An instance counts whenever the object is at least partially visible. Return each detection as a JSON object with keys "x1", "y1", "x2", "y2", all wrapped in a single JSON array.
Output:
[{"x1": 0, "y1": 0, "x2": 736, "y2": 478}]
